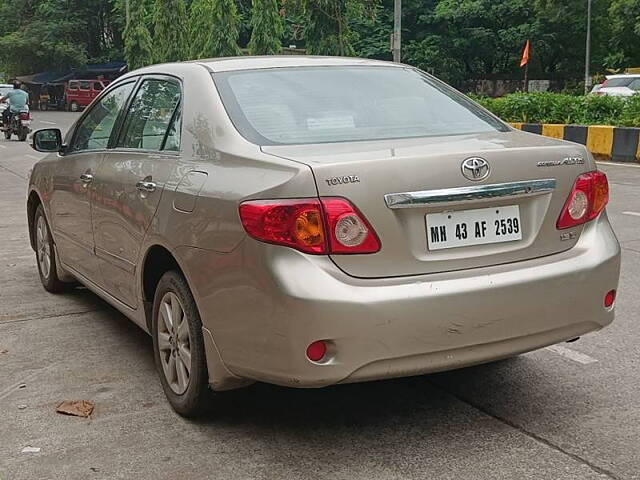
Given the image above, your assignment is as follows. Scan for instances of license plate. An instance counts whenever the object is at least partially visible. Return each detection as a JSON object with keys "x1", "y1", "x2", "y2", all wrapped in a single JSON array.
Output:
[
  {"x1": 426, "y1": 205, "x2": 522, "y2": 251},
  {"x1": 21, "y1": 120, "x2": 30, "y2": 126}
]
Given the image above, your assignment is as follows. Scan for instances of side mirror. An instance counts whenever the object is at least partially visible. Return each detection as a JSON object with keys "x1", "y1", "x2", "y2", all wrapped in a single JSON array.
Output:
[{"x1": 32, "y1": 128, "x2": 63, "y2": 153}]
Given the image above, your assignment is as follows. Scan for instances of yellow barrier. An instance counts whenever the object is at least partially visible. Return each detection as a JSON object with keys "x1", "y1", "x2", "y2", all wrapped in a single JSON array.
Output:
[
  {"x1": 541, "y1": 124, "x2": 565, "y2": 140},
  {"x1": 586, "y1": 126, "x2": 615, "y2": 160}
]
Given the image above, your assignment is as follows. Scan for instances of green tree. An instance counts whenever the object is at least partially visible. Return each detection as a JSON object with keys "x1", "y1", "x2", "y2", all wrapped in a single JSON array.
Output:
[
  {"x1": 0, "y1": 0, "x2": 89, "y2": 75},
  {"x1": 124, "y1": 0, "x2": 154, "y2": 69},
  {"x1": 154, "y1": 0, "x2": 188, "y2": 62},
  {"x1": 248, "y1": 0, "x2": 284, "y2": 54},
  {"x1": 606, "y1": 0, "x2": 640, "y2": 69},
  {"x1": 189, "y1": 0, "x2": 241, "y2": 59},
  {"x1": 292, "y1": 0, "x2": 377, "y2": 56}
]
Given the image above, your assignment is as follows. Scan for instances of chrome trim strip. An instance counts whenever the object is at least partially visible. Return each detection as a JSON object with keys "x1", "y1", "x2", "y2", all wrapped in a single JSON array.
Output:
[{"x1": 384, "y1": 179, "x2": 557, "y2": 209}]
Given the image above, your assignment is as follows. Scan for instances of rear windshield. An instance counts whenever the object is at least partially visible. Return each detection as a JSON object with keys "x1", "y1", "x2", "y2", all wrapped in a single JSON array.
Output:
[
  {"x1": 214, "y1": 66, "x2": 507, "y2": 145},
  {"x1": 606, "y1": 77, "x2": 634, "y2": 87}
]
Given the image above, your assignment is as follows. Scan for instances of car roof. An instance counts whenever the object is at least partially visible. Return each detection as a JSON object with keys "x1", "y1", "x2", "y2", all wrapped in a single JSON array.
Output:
[
  {"x1": 606, "y1": 74, "x2": 640, "y2": 79},
  {"x1": 192, "y1": 56, "x2": 399, "y2": 73}
]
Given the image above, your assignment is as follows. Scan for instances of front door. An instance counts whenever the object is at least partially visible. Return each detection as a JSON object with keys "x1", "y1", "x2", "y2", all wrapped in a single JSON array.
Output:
[
  {"x1": 49, "y1": 80, "x2": 136, "y2": 282},
  {"x1": 92, "y1": 76, "x2": 182, "y2": 307},
  {"x1": 49, "y1": 152, "x2": 104, "y2": 279}
]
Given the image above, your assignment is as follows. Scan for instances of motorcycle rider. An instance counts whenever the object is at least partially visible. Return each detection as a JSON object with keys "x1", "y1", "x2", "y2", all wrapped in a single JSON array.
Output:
[{"x1": 0, "y1": 81, "x2": 29, "y2": 131}]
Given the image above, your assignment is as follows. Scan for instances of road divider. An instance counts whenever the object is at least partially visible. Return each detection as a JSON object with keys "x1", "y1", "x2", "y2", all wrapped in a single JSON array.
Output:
[{"x1": 511, "y1": 123, "x2": 640, "y2": 163}]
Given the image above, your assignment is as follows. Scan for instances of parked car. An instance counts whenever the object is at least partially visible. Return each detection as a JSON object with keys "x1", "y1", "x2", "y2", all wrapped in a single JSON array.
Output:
[
  {"x1": 28, "y1": 57, "x2": 621, "y2": 417},
  {"x1": 64, "y1": 79, "x2": 110, "y2": 112},
  {"x1": 589, "y1": 83, "x2": 602, "y2": 95},
  {"x1": 595, "y1": 74, "x2": 640, "y2": 97}
]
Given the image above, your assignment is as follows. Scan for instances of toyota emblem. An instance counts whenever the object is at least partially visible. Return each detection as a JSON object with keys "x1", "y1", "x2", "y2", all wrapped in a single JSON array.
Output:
[{"x1": 461, "y1": 157, "x2": 490, "y2": 181}]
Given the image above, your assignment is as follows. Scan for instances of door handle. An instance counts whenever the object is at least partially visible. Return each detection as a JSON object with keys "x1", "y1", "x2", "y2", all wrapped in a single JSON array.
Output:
[
  {"x1": 80, "y1": 173, "x2": 93, "y2": 183},
  {"x1": 136, "y1": 180, "x2": 157, "y2": 193}
]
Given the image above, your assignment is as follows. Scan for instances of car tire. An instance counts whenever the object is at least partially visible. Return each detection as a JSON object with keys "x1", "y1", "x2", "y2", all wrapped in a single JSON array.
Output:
[
  {"x1": 34, "y1": 205, "x2": 70, "y2": 293},
  {"x1": 152, "y1": 270, "x2": 211, "y2": 417}
]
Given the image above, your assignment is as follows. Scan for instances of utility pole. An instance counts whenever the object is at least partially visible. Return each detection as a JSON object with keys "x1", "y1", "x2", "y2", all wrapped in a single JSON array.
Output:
[
  {"x1": 584, "y1": 0, "x2": 592, "y2": 94},
  {"x1": 393, "y1": 0, "x2": 401, "y2": 63},
  {"x1": 125, "y1": 0, "x2": 130, "y2": 27}
]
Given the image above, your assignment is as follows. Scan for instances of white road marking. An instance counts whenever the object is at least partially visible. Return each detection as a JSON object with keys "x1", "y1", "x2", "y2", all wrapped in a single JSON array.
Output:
[
  {"x1": 597, "y1": 161, "x2": 640, "y2": 168},
  {"x1": 26, "y1": 154, "x2": 39, "y2": 160},
  {"x1": 39, "y1": 120, "x2": 56, "y2": 125},
  {"x1": 622, "y1": 211, "x2": 640, "y2": 218},
  {"x1": 0, "y1": 144, "x2": 6, "y2": 148},
  {"x1": 546, "y1": 345, "x2": 598, "y2": 365}
]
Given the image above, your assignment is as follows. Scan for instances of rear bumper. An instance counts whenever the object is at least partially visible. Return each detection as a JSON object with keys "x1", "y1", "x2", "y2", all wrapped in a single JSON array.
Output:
[{"x1": 186, "y1": 214, "x2": 620, "y2": 389}]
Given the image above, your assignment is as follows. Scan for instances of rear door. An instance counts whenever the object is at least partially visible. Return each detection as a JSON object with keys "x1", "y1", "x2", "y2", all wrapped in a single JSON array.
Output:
[
  {"x1": 91, "y1": 81, "x2": 105, "y2": 103},
  {"x1": 78, "y1": 81, "x2": 92, "y2": 106},
  {"x1": 92, "y1": 75, "x2": 182, "y2": 307},
  {"x1": 264, "y1": 131, "x2": 590, "y2": 278}
]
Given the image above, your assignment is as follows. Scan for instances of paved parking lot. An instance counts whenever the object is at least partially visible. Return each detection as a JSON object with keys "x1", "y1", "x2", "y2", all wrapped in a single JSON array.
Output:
[{"x1": 1, "y1": 111, "x2": 639, "y2": 480}]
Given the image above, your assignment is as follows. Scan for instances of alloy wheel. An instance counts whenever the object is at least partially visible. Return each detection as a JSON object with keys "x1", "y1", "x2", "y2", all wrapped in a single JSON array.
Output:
[
  {"x1": 36, "y1": 215, "x2": 51, "y2": 280},
  {"x1": 157, "y1": 291, "x2": 192, "y2": 395}
]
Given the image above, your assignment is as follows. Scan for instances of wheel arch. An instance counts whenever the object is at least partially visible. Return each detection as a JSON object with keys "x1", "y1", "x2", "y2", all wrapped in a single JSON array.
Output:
[
  {"x1": 27, "y1": 189, "x2": 43, "y2": 251},
  {"x1": 139, "y1": 243, "x2": 252, "y2": 391},
  {"x1": 140, "y1": 244, "x2": 189, "y2": 332}
]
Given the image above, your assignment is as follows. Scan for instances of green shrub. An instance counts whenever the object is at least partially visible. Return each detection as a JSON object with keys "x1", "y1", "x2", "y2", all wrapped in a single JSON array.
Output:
[
  {"x1": 619, "y1": 95, "x2": 640, "y2": 127},
  {"x1": 469, "y1": 92, "x2": 640, "y2": 128}
]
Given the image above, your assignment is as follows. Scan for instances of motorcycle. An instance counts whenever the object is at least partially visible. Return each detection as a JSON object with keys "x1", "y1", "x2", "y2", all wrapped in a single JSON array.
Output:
[{"x1": 2, "y1": 110, "x2": 31, "y2": 141}]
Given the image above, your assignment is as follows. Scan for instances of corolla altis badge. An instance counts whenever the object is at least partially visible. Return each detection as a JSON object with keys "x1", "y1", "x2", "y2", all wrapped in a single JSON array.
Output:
[
  {"x1": 461, "y1": 157, "x2": 490, "y2": 181},
  {"x1": 537, "y1": 156, "x2": 585, "y2": 167},
  {"x1": 325, "y1": 175, "x2": 360, "y2": 186}
]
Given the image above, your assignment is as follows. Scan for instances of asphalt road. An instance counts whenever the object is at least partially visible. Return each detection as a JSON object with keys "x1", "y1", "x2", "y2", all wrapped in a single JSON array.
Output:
[{"x1": 1, "y1": 111, "x2": 639, "y2": 480}]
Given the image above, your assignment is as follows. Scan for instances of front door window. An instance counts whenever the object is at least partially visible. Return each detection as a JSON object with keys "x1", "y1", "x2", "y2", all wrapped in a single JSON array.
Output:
[{"x1": 70, "y1": 82, "x2": 135, "y2": 152}]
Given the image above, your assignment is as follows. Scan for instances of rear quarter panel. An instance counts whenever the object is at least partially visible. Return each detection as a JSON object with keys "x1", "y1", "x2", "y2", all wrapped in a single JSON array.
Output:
[{"x1": 137, "y1": 63, "x2": 318, "y2": 306}]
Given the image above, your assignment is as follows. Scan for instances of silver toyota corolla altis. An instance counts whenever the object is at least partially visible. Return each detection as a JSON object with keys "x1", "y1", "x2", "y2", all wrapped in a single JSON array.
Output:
[{"x1": 28, "y1": 57, "x2": 620, "y2": 416}]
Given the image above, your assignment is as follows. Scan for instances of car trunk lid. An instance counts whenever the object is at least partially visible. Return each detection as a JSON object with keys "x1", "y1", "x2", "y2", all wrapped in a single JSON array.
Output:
[{"x1": 262, "y1": 130, "x2": 593, "y2": 278}]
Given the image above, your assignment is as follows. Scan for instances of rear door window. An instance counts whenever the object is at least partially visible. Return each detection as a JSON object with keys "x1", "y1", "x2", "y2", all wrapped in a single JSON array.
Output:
[
  {"x1": 68, "y1": 81, "x2": 78, "y2": 90},
  {"x1": 79, "y1": 81, "x2": 91, "y2": 91},
  {"x1": 117, "y1": 78, "x2": 181, "y2": 151},
  {"x1": 163, "y1": 106, "x2": 182, "y2": 152}
]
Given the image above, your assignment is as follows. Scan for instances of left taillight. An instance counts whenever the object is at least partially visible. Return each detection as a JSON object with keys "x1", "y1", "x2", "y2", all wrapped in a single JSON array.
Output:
[
  {"x1": 557, "y1": 171, "x2": 609, "y2": 230},
  {"x1": 239, "y1": 197, "x2": 381, "y2": 255}
]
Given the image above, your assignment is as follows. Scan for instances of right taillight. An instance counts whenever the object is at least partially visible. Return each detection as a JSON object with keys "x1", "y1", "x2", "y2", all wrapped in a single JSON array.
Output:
[
  {"x1": 238, "y1": 197, "x2": 380, "y2": 255},
  {"x1": 557, "y1": 171, "x2": 609, "y2": 230}
]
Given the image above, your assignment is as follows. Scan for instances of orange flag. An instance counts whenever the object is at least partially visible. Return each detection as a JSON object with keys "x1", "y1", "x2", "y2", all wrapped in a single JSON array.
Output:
[{"x1": 520, "y1": 40, "x2": 531, "y2": 68}]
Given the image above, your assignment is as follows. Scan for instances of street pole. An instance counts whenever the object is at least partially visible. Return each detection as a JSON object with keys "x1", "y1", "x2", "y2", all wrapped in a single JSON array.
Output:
[
  {"x1": 125, "y1": 0, "x2": 130, "y2": 27},
  {"x1": 584, "y1": 0, "x2": 592, "y2": 94},
  {"x1": 393, "y1": 0, "x2": 401, "y2": 63}
]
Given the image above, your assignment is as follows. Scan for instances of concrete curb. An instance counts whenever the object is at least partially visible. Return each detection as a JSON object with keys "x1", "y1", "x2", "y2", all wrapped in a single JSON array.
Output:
[{"x1": 510, "y1": 123, "x2": 640, "y2": 163}]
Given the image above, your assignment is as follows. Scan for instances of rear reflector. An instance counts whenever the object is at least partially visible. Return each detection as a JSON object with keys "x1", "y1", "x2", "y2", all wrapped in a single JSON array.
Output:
[
  {"x1": 306, "y1": 340, "x2": 327, "y2": 362},
  {"x1": 604, "y1": 290, "x2": 616, "y2": 308},
  {"x1": 239, "y1": 197, "x2": 380, "y2": 254},
  {"x1": 557, "y1": 171, "x2": 609, "y2": 229}
]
